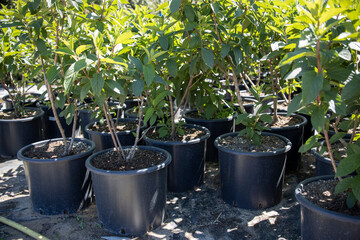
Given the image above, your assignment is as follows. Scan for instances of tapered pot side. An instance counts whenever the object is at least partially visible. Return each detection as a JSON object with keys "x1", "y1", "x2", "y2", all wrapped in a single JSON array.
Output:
[
  {"x1": 17, "y1": 138, "x2": 96, "y2": 215},
  {"x1": 265, "y1": 113, "x2": 307, "y2": 172},
  {"x1": 144, "y1": 124, "x2": 210, "y2": 192},
  {"x1": 184, "y1": 109, "x2": 236, "y2": 162},
  {"x1": 86, "y1": 146, "x2": 171, "y2": 236},
  {"x1": 215, "y1": 132, "x2": 292, "y2": 209},
  {"x1": 295, "y1": 175, "x2": 360, "y2": 240},
  {"x1": 0, "y1": 107, "x2": 44, "y2": 157},
  {"x1": 84, "y1": 118, "x2": 146, "y2": 152}
]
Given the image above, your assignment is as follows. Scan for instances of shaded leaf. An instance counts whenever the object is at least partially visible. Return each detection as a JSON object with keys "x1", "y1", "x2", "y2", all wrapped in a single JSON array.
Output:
[
  {"x1": 143, "y1": 63, "x2": 155, "y2": 86},
  {"x1": 167, "y1": 59, "x2": 177, "y2": 77},
  {"x1": 336, "y1": 153, "x2": 360, "y2": 177},
  {"x1": 91, "y1": 73, "x2": 104, "y2": 96},
  {"x1": 201, "y1": 47, "x2": 214, "y2": 69}
]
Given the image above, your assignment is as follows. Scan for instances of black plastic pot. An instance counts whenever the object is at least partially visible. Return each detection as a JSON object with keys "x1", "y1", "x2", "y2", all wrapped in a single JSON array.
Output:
[
  {"x1": 39, "y1": 104, "x2": 75, "y2": 139},
  {"x1": 312, "y1": 145, "x2": 336, "y2": 176},
  {"x1": 295, "y1": 175, "x2": 360, "y2": 240},
  {"x1": 124, "y1": 107, "x2": 141, "y2": 119},
  {"x1": 0, "y1": 107, "x2": 44, "y2": 158},
  {"x1": 144, "y1": 124, "x2": 210, "y2": 192},
  {"x1": 17, "y1": 138, "x2": 96, "y2": 215},
  {"x1": 86, "y1": 146, "x2": 171, "y2": 236},
  {"x1": 2, "y1": 93, "x2": 41, "y2": 109},
  {"x1": 265, "y1": 113, "x2": 307, "y2": 172},
  {"x1": 214, "y1": 132, "x2": 292, "y2": 209},
  {"x1": 184, "y1": 110, "x2": 236, "y2": 162},
  {"x1": 85, "y1": 118, "x2": 145, "y2": 151}
]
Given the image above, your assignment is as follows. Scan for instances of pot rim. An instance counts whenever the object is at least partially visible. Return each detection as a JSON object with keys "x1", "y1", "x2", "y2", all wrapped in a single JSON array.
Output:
[
  {"x1": 214, "y1": 131, "x2": 292, "y2": 156},
  {"x1": 85, "y1": 145, "x2": 172, "y2": 176},
  {"x1": 0, "y1": 107, "x2": 44, "y2": 122},
  {"x1": 84, "y1": 118, "x2": 146, "y2": 136},
  {"x1": 295, "y1": 175, "x2": 360, "y2": 221},
  {"x1": 184, "y1": 109, "x2": 237, "y2": 122},
  {"x1": 267, "y1": 112, "x2": 308, "y2": 130},
  {"x1": 17, "y1": 137, "x2": 96, "y2": 163},
  {"x1": 143, "y1": 123, "x2": 211, "y2": 145}
]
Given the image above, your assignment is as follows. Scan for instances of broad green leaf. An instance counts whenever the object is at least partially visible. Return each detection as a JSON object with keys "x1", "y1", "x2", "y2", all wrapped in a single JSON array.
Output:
[
  {"x1": 329, "y1": 132, "x2": 347, "y2": 144},
  {"x1": 352, "y1": 176, "x2": 360, "y2": 201},
  {"x1": 64, "y1": 59, "x2": 87, "y2": 92},
  {"x1": 56, "y1": 47, "x2": 74, "y2": 56},
  {"x1": 232, "y1": 47, "x2": 243, "y2": 65},
  {"x1": 129, "y1": 56, "x2": 143, "y2": 71},
  {"x1": 76, "y1": 45, "x2": 92, "y2": 56},
  {"x1": 220, "y1": 44, "x2": 230, "y2": 58},
  {"x1": 311, "y1": 106, "x2": 326, "y2": 133},
  {"x1": 267, "y1": 25, "x2": 283, "y2": 35},
  {"x1": 151, "y1": 51, "x2": 168, "y2": 61},
  {"x1": 190, "y1": 55, "x2": 199, "y2": 74},
  {"x1": 319, "y1": 8, "x2": 346, "y2": 24},
  {"x1": 235, "y1": 113, "x2": 250, "y2": 125},
  {"x1": 279, "y1": 51, "x2": 316, "y2": 67},
  {"x1": 299, "y1": 135, "x2": 321, "y2": 153},
  {"x1": 115, "y1": 31, "x2": 135, "y2": 45},
  {"x1": 287, "y1": 93, "x2": 303, "y2": 115},
  {"x1": 35, "y1": 39, "x2": 47, "y2": 55},
  {"x1": 154, "y1": 90, "x2": 171, "y2": 106},
  {"x1": 100, "y1": 58, "x2": 127, "y2": 67},
  {"x1": 132, "y1": 79, "x2": 144, "y2": 96},
  {"x1": 80, "y1": 82, "x2": 91, "y2": 101},
  {"x1": 144, "y1": 107, "x2": 155, "y2": 125},
  {"x1": 167, "y1": 59, "x2": 177, "y2": 77},
  {"x1": 184, "y1": 5, "x2": 195, "y2": 22},
  {"x1": 106, "y1": 79, "x2": 124, "y2": 95},
  {"x1": 342, "y1": 73, "x2": 360, "y2": 100},
  {"x1": 302, "y1": 72, "x2": 323, "y2": 105},
  {"x1": 143, "y1": 63, "x2": 155, "y2": 86},
  {"x1": 189, "y1": 36, "x2": 201, "y2": 49},
  {"x1": 259, "y1": 114, "x2": 273, "y2": 123},
  {"x1": 159, "y1": 36, "x2": 169, "y2": 50},
  {"x1": 91, "y1": 73, "x2": 104, "y2": 96},
  {"x1": 154, "y1": 75, "x2": 167, "y2": 85},
  {"x1": 46, "y1": 65, "x2": 60, "y2": 83},
  {"x1": 285, "y1": 67, "x2": 302, "y2": 80},
  {"x1": 336, "y1": 153, "x2": 360, "y2": 177},
  {"x1": 201, "y1": 47, "x2": 214, "y2": 69},
  {"x1": 334, "y1": 177, "x2": 352, "y2": 194},
  {"x1": 349, "y1": 42, "x2": 360, "y2": 51},
  {"x1": 170, "y1": 0, "x2": 181, "y2": 13},
  {"x1": 184, "y1": 22, "x2": 198, "y2": 31},
  {"x1": 338, "y1": 49, "x2": 351, "y2": 61}
]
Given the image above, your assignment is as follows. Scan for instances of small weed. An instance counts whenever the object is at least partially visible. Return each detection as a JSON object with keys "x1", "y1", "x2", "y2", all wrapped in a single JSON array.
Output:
[{"x1": 76, "y1": 216, "x2": 84, "y2": 230}]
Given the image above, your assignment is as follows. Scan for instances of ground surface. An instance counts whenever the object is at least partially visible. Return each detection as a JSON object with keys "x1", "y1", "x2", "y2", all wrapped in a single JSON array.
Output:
[{"x1": 0, "y1": 153, "x2": 315, "y2": 240}]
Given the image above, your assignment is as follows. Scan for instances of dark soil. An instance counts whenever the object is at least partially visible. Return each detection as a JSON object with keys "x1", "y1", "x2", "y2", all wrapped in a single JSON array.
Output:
[
  {"x1": 89, "y1": 121, "x2": 138, "y2": 133},
  {"x1": 0, "y1": 109, "x2": 39, "y2": 120},
  {"x1": 185, "y1": 110, "x2": 234, "y2": 120},
  {"x1": 90, "y1": 148, "x2": 166, "y2": 171},
  {"x1": 218, "y1": 135, "x2": 286, "y2": 152},
  {"x1": 268, "y1": 115, "x2": 302, "y2": 128},
  {"x1": 317, "y1": 142, "x2": 347, "y2": 161},
  {"x1": 22, "y1": 141, "x2": 90, "y2": 159},
  {"x1": 301, "y1": 179, "x2": 360, "y2": 217},
  {"x1": 146, "y1": 126, "x2": 207, "y2": 142}
]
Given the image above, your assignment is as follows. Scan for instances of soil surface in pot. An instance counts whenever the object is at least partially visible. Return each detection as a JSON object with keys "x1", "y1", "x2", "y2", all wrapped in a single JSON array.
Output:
[
  {"x1": 23, "y1": 141, "x2": 90, "y2": 159},
  {"x1": 266, "y1": 115, "x2": 302, "y2": 128},
  {"x1": 318, "y1": 142, "x2": 347, "y2": 161},
  {"x1": 186, "y1": 110, "x2": 234, "y2": 120},
  {"x1": 89, "y1": 121, "x2": 138, "y2": 133},
  {"x1": 274, "y1": 102, "x2": 289, "y2": 112},
  {"x1": 146, "y1": 126, "x2": 207, "y2": 142},
  {"x1": 218, "y1": 135, "x2": 286, "y2": 152},
  {"x1": 301, "y1": 179, "x2": 360, "y2": 217},
  {"x1": 91, "y1": 149, "x2": 166, "y2": 171},
  {"x1": 0, "y1": 109, "x2": 39, "y2": 120}
]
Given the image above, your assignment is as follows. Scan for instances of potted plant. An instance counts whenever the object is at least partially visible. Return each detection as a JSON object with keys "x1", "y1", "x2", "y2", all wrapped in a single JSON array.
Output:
[
  {"x1": 74, "y1": 3, "x2": 172, "y2": 236},
  {"x1": 3, "y1": 0, "x2": 97, "y2": 215},
  {"x1": 0, "y1": 7, "x2": 44, "y2": 158},
  {"x1": 278, "y1": 1, "x2": 360, "y2": 238}
]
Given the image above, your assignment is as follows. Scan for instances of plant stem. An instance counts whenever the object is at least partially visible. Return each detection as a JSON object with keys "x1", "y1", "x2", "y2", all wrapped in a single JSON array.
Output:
[
  {"x1": 68, "y1": 99, "x2": 78, "y2": 153},
  {"x1": 103, "y1": 103, "x2": 123, "y2": 161},
  {"x1": 350, "y1": 111, "x2": 359, "y2": 144},
  {"x1": 127, "y1": 96, "x2": 144, "y2": 160}
]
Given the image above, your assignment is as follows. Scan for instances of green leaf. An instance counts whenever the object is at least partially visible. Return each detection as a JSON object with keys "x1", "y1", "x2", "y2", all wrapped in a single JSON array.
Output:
[
  {"x1": 190, "y1": 55, "x2": 199, "y2": 74},
  {"x1": 232, "y1": 47, "x2": 243, "y2": 65},
  {"x1": 299, "y1": 135, "x2": 321, "y2": 153},
  {"x1": 220, "y1": 44, "x2": 230, "y2": 58},
  {"x1": 159, "y1": 36, "x2": 169, "y2": 50},
  {"x1": 167, "y1": 59, "x2": 177, "y2": 77},
  {"x1": 154, "y1": 90, "x2": 171, "y2": 106},
  {"x1": 184, "y1": 22, "x2": 198, "y2": 31},
  {"x1": 159, "y1": 127, "x2": 168, "y2": 138},
  {"x1": 143, "y1": 63, "x2": 155, "y2": 86},
  {"x1": 349, "y1": 42, "x2": 360, "y2": 51},
  {"x1": 64, "y1": 59, "x2": 87, "y2": 92},
  {"x1": 334, "y1": 177, "x2": 352, "y2": 194},
  {"x1": 56, "y1": 47, "x2": 74, "y2": 56},
  {"x1": 100, "y1": 58, "x2": 127, "y2": 67},
  {"x1": 201, "y1": 47, "x2": 214, "y2": 69},
  {"x1": 144, "y1": 107, "x2": 155, "y2": 125},
  {"x1": 151, "y1": 51, "x2": 168, "y2": 61},
  {"x1": 132, "y1": 79, "x2": 144, "y2": 96},
  {"x1": 80, "y1": 82, "x2": 91, "y2": 101},
  {"x1": 235, "y1": 113, "x2": 250, "y2": 125},
  {"x1": 336, "y1": 153, "x2": 360, "y2": 177},
  {"x1": 129, "y1": 56, "x2": 143, "y2": 72},
  {"x1": 35, "y1": 39, "x2": 47, "y2": 55},
  {"x1": 154, "y1": 75, "x2": 167, "y2": 85},
  {"x1": 189, "y1": 36, "x2": 201, "y2": 49},
  {"x1": 279, "y1": 51, "x2": 316, "y2": 67},
  {"x1": 329, "y1": 132, "x2": 347, "y2": 144},
  {"x1": 46, "y1": 66, "x2": 60, "y2": 83},
  {"x1": 285, "y1": 67, "x2": 302, "y2": 80},
  {"x1": 311, "y1": 106, "x2": 326, "y2": 133},
  {"x1": 342, "y1": 73, "x2": 360, "y2": 100},
  {"x1": 338, "y1": 49, "x2": 351, "y2": 61},
  {"x1": 302, "y1": 72, "x2": 323, "y2": 105},
  {"x1": 115, "y1": 31, "x2": 135, "y2": 45},
  {"x1": 91, "y1": 73, "x2": 104, "y2": 96},
  {"x1": 346, "y1": 191, "x2": 357, "y2": 208},
  {"x1": 75, "y1": 45, "x2": 92, "y2": 56},
  {"x1": 184, "y1": 5, "x2": 195, "y2": 22},
  {"x1": 170, "y1": 0, "x2": 181, "y2": 13},
  {"x1": 319, "y1": 8, "x2": 346, "y2": 24},
  {"x1": 106, "y1": 79, "x2": 124, "y2": 95},
  {"x1": 352, "y1": 176, "x2": 360, "y2": 201},
  {"x1": 259, "y1": 114, "x2": 272, "y2": 123}
]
